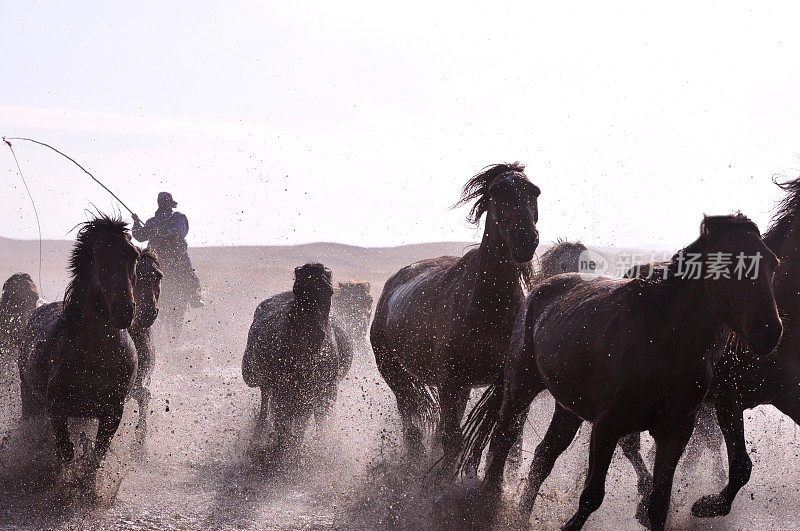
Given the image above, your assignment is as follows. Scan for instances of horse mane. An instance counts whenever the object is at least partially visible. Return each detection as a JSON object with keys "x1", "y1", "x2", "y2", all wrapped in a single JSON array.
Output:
[
  {"x1": 455, "y1": 162, "x2": 528, "y2": 224},
  {"x1": 763, "y1": 174, "x2": 800, "y2": 250},
  {"x1": 638, "y1": 213, "x2": 759, "y2": 284},
  {"x1": 63, "y1": 214, "x2": 130, "y2": 326}
]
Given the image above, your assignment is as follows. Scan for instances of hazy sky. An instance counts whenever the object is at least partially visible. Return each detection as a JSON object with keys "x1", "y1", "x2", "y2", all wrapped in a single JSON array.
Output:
[{"x1": 3, "y1": 2, "x2": 800, "y2": 249}]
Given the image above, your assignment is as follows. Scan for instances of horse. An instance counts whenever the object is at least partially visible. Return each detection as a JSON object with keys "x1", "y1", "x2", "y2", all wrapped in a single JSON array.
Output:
[
  {"x1": 242, "y1": 263, "x2": 354, "y2": 456},
  {"x1": 533, "y1": 240, "x2": 588, "y2": 283},
  {"x1": 0, "y1": 273, "x2": 39, "y2": 360},
  {"x1": 17, "y1": 214, "x2": 140, "y2": 471},
  {"x1": 459, "y1": 214, "x2": 782, "y2": 530},
  {"x1": 370, "y1": 162, "x2": 540, "y2": 470},
  {"x1": 128, "y1": 247, "x2": 163, "y2": 448},
  {"x1": 617, "y1": 175, "x2": 800, "y2": 519},
  {"x1": 332, "y1": 281, "x2": 373, "y2": 350}
]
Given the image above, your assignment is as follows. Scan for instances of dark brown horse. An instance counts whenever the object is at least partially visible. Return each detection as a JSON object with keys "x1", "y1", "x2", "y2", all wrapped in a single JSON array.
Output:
[
  {"x1": 619, "y1": 176, "x2": 800, "y2": 519},
  {"x1": 370, "y1": 162, "x2": 540, "y2": 469},
  {"x1": 0, "y1": 273, "x2": 39, "y2": 359},
  {"x1": 242, "y1": 263, "x2": 354, "y2": 456},
  {"x1": 460, "y1": 214, "x2": 781, "y2": 530},
  {"x1": 128, "y1": 247, "x2": 162, "y2": 447},
  {"x1": 18, "y1": 215, "x2": 140, "y2": 469},
  {"x1": 332, "y1": 281, "x2": 373, "y2": 349}
]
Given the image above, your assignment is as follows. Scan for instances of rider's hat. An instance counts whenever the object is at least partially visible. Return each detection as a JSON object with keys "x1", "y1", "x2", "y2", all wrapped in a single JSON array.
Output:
[{"x1": 158, "y1": 192, "x2": 178, "y2": 208}]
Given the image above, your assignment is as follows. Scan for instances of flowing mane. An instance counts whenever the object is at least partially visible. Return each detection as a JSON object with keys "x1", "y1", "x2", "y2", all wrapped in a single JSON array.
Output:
[
  {"x1": 455, "y1": 162, "x2": 530, "y2": 224},
  {"x1": 763, "y1": 174, "x2": 800, "y2": 250},
  {"x1": 63, "y1": 214, "x2": 130, "y2": 326}
]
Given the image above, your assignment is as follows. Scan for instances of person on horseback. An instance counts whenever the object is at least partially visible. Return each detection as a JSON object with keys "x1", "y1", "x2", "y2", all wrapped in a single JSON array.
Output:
[{"x1": 132, "y1": 192, "x2": 204, "y2": 308}]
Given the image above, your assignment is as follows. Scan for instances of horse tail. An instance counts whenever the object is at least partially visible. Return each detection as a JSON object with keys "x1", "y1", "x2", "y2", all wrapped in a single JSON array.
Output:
[{"x1": 457, "y1": 383, "x2": 504, "y2": 475}]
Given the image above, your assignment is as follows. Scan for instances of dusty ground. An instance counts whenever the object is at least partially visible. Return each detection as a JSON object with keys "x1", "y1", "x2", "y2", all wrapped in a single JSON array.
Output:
[{"x1": 1, "y1": 238, "x2": 800, "y2": 530}]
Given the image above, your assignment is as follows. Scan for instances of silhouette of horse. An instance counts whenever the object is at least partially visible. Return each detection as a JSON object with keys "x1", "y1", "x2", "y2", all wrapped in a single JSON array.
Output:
[
  {"x1": 0, "y1": 273, "x2": 39, "y2": 360},
  {"x1": 242, "y1": 263, "x2": 354, "y2": 456},
  {"x1": 460, "y1": 214, "x2": 781, "y2": 530},
  {"x1": 370, "y1": 162, "x2": 540, "y2": 470},
  {"x1": 18, "y1": 214, "x2": 140, "y2": 470},
  {"x1": 619, "y1": 176, "x2": 800, "y2": 519},
  {"x1": 332, "y1": 281, "x2": 373, "y2": 350},
  {"x1": 128, "y1": 247, "x2": 163, "y2": 448}
]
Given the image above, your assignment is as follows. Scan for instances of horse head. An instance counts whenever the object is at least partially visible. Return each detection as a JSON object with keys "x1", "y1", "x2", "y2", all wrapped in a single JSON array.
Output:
[
  {"x1": 457, "y1": 162, "x2": 540, "y2": 264},
  {"x1": 1, "y1": 273, "x2": 39, "y2": 322},
  {"x1": 66, "y1": 214, "x2": 140, "y2": 329},
  {"x1": 692, "y1": 214, "x2": 782, "y2": 357},
  {"x1": 334, "y1": 281, "x2": 373, "y2": 337},
  {"x1": 293, "y1": 262, "x2": 334, "y2": 318}
]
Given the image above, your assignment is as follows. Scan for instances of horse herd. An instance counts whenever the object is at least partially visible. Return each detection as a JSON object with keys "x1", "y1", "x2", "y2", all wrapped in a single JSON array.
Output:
[{"x1": 1, "y1": 161, "x2": 799, "y2": 529}]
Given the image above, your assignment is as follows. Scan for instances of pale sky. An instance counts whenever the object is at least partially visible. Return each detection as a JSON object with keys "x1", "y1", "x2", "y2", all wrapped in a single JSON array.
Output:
[{"x1": 2, "y1": 2, "x2": 800, "y2": 249}]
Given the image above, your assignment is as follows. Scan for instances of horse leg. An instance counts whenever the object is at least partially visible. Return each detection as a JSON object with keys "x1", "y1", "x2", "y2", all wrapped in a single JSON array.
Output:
[
  {"x1": 507, "y1": 403, "x2": 531, "y2": 475},
  {"x1": 373, "y1": 342, "x2": 427, "y2": 458},
  {"x1": 438, "y1": 382, "x2": 470, "y2": 475},
  {"x1": 618, "y1": 431, "x2": 654, "y2": 515},
  {"x1": 259, "y1": 387, "x2": 271, "y2": 420},
  {"x1": 691, "y1": 397, "x2": 748, "y2": 517},
  {"x1": 646, "y1": 415, "x2": 696, "y2": 531},
  {"x1": 95, "y1": 407, "x2": 124, "y2": 460},
  {"x1": 519, "y1": 404, "x2": 583, "y2": 517},
  {"x1": 51, "y1": 411, "x2": 74, "y2": 461},
  {"x1": 483, "y1": 367, "x2": 545, "y2": 491},
  {"x1": 561, "y1": 415, "x2": 622, "y2": 531},
  {"x1": 134, "y1": 385, "x2": 151, "y2": 448},
  {"x1": 314, "y1": 383, "x2": 338, "y2": 432}
]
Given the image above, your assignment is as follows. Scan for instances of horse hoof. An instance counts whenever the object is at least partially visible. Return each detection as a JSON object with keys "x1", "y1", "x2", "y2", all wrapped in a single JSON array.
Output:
[{"x1": 691, "y1": 495, "x2": 731, "y2": 518}]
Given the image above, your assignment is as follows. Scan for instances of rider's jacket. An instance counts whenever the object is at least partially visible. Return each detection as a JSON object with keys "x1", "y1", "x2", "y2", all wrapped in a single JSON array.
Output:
[{"x1": 132, "y1": 208, "x2": 190, "y2": 262}]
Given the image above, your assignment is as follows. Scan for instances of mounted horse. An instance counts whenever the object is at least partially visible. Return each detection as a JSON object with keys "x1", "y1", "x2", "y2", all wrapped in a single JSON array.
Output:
[
  {"x1": 128, "y1": 247, "x2": 163, "y2": 447},
  {"x1": 370, "y1": 162, "x2": 540, "y2": 470},
  {"x1": 242, "y1": 263, "x2": 354, "y2": 456},
  {"x1": 0, "y1": 273, "x2": 39, "y2": 360},
  {"x1": 460, "y1": 214, "x2": 781, "y2": 530},
  {"x1": 18, "y1": 214, "x2": 140, "y2": 472}
]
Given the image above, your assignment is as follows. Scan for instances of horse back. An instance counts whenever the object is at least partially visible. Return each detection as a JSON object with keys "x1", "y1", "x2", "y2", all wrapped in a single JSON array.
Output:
[{"x1": 372, "y1": 255, "x2": 463, "y2": 351}]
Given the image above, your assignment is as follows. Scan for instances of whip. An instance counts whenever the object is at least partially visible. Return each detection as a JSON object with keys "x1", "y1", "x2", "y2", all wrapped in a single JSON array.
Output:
[{"x1": 2, "y1": 136, "x2": 136, "y2": 216}]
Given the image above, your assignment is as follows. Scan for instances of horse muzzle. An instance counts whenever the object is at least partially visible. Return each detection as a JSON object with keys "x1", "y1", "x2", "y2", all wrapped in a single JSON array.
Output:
[{"x1": 744, "y1": 318, "x2": 783, "y2": 357}]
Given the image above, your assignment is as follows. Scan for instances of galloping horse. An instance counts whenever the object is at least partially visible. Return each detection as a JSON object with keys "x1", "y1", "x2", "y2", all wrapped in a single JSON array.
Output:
[
  {"x1": 370, "y1": 162, "x2": 540, "y2": 469},
  {"x1": 128, "y1": 247, "x2": 163, "y2": 447},
  {"x1": 0, "y1": 273, "x2": 39, "y2": 359},
  {"x1": 18, "y1": 214, "x2": 140, "y2": 468},
  {"x1": 460, "y1": 214, "x2": 781, "y2": 530},
  {"x1": 242, "y1": 263, "x2": 353, "y2": 456},
  {"x1": 619, "y1": 176, "x2": 800, "y2": 519}
]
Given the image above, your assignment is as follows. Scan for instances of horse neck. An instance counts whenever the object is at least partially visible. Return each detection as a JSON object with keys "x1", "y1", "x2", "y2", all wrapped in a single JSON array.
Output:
[
  {"x1": 654, "y1": 278, "x2": 723, "y2": 363},
  {"x1": 472, "y1": 210, "x2": 523, "y2": 302}
]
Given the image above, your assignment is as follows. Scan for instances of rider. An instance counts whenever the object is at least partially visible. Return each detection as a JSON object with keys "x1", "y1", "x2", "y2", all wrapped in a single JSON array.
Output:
[{"x1": 132, "y1": 192, "x2": 204, "y2": 308}]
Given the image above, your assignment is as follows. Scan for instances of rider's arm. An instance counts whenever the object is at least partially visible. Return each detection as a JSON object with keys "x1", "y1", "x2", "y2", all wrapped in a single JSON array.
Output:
[{"x1": 132, "y1": 216, "x2": 154, "y2": 242}]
